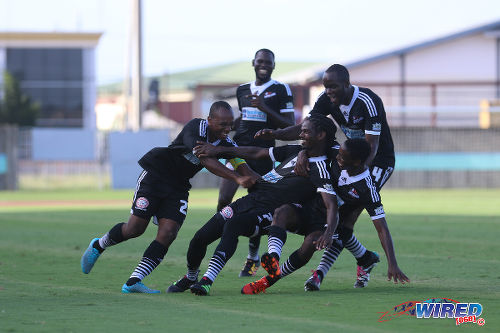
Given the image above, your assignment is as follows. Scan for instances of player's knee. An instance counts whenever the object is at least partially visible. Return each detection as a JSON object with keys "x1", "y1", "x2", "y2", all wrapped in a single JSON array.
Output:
[
  {"x1": 272, "y1": 205, "x2": 294, "y2": 228},
  {"x1": 157, "y1": 222, "x2": 179, "y2": 244},
  {"x1": 122, "y1": 221, "x2": 147, "y2": 238}
]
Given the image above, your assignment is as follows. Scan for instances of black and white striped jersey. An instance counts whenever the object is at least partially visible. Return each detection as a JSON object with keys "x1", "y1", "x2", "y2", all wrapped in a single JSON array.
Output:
[
  {"x1": 332, "y1": 162, "x2": 385, "y2": 221},
  {"x1": 138, "y1": 118, "x2": 237, "y2": 189},
  {"x1": 310, "y1": 85, "x2": 395, "y2": 168},
  {"x1": 234, "y1": 79, "x2": 294, "y2": 148},
  {"x1": 249, "y1": 145, "x2": 335, "y2": 208}
]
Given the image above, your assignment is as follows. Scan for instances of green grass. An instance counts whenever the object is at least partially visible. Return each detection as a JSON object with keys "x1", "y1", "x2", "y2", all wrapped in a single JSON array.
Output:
[{"x1": 0, "y1": 189, "x2": 499, "y2": 332}]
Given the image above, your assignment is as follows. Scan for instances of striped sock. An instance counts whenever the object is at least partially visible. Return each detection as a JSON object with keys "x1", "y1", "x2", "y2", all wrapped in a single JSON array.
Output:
[
  {"x1": 126, "y1": 240, "x2": 167, "y2": 286},
  {"x1": 97, "y1": 222, "x2": 125, "y2": 251},
  {"x1": 317, "y1": 237, "x2": 344, "y2": 277},
  {"x1": 280, "y1": 250, "x2": 307, "y2": 278},
  {"x1": 344, "y1": 234, "x2": 366, "y2": 259},
  {"x1": 267, "y1": 226, "x2": 287, "y2": 259},
  {"x1": 203, "y1": 251, "x2": 227, "y2": 282},
  {"x1": 187, "y1": 268, "x2": 199, "y2": 281}
]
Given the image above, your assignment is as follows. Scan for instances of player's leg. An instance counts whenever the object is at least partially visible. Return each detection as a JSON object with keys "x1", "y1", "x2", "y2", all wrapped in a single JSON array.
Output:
[
  {"x1": 217, "y1": 177, "x2": 239, "y2": 211},
  {"x1": 239, "y1": 158, "x2": 273, "y2": 277},
  {"x1": 167, "y1": 212, "x2": 227, "y2": 293},
  {"x1": 122, "y1": 218, "x2": 180, "y2": 294},
  {"x1": 81, "y1": 170, "x2": 152, "y2": 274},
  {"x1": 191, "y1": 210, "x2": 260, "y2": 295}
]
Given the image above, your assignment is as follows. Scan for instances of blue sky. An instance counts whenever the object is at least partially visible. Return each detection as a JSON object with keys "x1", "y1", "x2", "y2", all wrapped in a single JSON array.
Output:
[{"x1": 1, "y1": 0, "x2": 499, "y2": 84}]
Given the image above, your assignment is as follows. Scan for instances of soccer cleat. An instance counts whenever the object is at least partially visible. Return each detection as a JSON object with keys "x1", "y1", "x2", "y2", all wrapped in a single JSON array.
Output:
[
  {"x1": 304, "y1": 270, "x2": 322, "y2": 291},
  {"x1": 260, "y1": 253, "x2": 281, "y2": 279},
  {"x1": 241, "y1": 276, "x2": 270, "y2": 295},
  {"x1": 121, "y1": 282, "x2": 160, "y2": 293},
  {"x1": 239, "y1": 258, "x2": 260, "y2": 277},
  {"x1": 167, "y1": 275, "x2": 197, "y2": 293},
  {"x1": 81, "y1": 238, "x2": 101, "y2": 274},
  {"x1": 190, "y1": 277, "x2": 212, "y2": 296},
  {"x1": 354, "y1": 251, "x2": 380, "y2": 288}
]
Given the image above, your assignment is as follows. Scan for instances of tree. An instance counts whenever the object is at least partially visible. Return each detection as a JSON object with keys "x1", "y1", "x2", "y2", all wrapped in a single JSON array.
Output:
[{"x1": 0, "y1": 71, "x2": 39, "y2": 126}]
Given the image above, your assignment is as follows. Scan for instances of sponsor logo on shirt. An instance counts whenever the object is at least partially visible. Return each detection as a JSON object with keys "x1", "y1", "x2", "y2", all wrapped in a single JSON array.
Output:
[
  {"x1": 348, "y1": 188, "x2": 359, "y2": 198},
  {"x1": 135, "y1": 197, "x2": 149, "y2": 211},
  {"x1": 261, "y1": 169, "x2": 283, "y2": 183},
  {"x1": 341, "y1": 125, "x2": 365, "y2": 139},
  {"x1": 183, "y1": 152, "x2": 200, "y2": 165},
  {"x1": 372, "y1": 122, "x2": 382, "y2": 131},
  {"x1": 242, "y1": 107, "x2": 267, "y2": 122},
  {"x1": 264, "y1": 91, "x2": 276, "y2": 98},
  {"x1": 286, "y1": 102, "x2": 293, "y2": 109}
]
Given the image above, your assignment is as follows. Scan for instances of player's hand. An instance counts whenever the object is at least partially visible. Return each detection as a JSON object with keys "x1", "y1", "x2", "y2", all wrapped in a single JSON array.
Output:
[
  {"x1": 236, "y1": 175, "x2": 256, "y2": 188},
  {"x1": 294, "y1": 150, "x2": 310, "y2": 177},
  {"x1": 387, "y1": 265, "x2": 410, "y2": 284},
  {"x1": 313, "y1": 230, "x2": 334, "y2": 250},
  {"x1": 246, "y1": 94, "x2": 266, "y2": 111},
  {"x1": 254, "y1": 128, "x2": 275, "y2": 140},
  {"x1": 193, "y1": 141, "x2": 219, "y2": 157}
]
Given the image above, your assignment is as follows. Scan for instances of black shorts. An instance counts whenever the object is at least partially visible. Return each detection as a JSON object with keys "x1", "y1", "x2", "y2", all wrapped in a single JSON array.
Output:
[
  {"x1": 220, "y1": 195, "x2": 274, "y2": 237},
  {"x1": 290, "y1": 196, "x2": 327, "y2": 236},
  {"x1": 130, "y1": 170, "x2": 189, "y2": 225},
  {"x1": 370, "y1": 164, "x2": 394, "y2": 190}
]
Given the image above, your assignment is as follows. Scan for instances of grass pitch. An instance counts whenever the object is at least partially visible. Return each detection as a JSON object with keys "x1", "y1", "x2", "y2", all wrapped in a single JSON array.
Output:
[{"x1": 0, "y1": 188, "x2": 499, "y2": 332}]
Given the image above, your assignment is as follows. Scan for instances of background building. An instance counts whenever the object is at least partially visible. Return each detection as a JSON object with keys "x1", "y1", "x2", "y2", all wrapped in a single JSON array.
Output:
[{"x1": 0, "y1": 32, "x2": 101, "y2": 128}]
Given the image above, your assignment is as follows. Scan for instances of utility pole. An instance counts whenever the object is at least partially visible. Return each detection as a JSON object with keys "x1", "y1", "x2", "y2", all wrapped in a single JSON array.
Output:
[{"x1": 128, "y1": 0, "x2": 143, "y2": 131}]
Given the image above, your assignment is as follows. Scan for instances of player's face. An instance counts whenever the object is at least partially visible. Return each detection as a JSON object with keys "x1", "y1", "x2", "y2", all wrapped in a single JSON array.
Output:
[
  {"x1": 299, "y1": 119, "x2": 320, "y2": 150},
  {"x1": 252, "y1": 51, "x2": 275, "y2": 83},
  {"x1": 322, "y1": 72, "x2": 349, "y2": 106},
  {"x1": 207, "y1": 108, "x2": 234, "y2": 140},
  {"x1": 337, "y1": 143, "x2": 355, "y2": 170}
]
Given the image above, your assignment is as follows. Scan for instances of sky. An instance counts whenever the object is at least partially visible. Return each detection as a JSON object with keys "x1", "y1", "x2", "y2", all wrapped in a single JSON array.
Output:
[{"x1": 1, "y1": 0, "x2": 499, "y2": 84}]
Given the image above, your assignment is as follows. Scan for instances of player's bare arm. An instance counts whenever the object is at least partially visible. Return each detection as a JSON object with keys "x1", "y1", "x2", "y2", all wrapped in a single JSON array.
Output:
[
  {"x1": 372, "y1": 217, "x2": 410, "y2": 284},
  {"x1": 364, "y1": 134, "x2": 380, "y2": 167},
  {"x1": 254, "y1": 123, "x2": 302, "y2": 141},
  {"x1": 194, "y1": 141, "x2": 269, "y2": 160},
  {"x1": 313, "y1": 192, "x2": 338, "y2": 250},
  {"x1": 247, "y1": 94, "x2": 295, "y2": 128},
  {"x1": 199, "y1": 156, "x2": 255, "y2": 188}
]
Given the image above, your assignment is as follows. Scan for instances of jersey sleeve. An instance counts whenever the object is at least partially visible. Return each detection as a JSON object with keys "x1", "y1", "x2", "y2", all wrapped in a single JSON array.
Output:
[
  {"x1": 365, "y1": 201, "x2": 385, "y2": 220},
  {"x1": 278, "y1": 83, "x2": 294, "y2": 114},
  {"x1": 181, "y1": 119, "x2": 205, "y2": 150},
  {"x1": 309, "y1": 92, "x2": 332, "y2": 117},
  {"x1": 359, "y1": 91, "x2": 384, "y2": 136},
  {"x1": 309, "y1": 159, "x2": 336, "y2": 195}
]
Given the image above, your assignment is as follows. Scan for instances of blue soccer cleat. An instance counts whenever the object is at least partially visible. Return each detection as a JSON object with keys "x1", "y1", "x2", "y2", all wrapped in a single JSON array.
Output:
[
  {"x1": 121, "y1": 282, "x2": 160, "y2": 294},
  {"x1": 81, "y1": 238, "x2": 101, "y2": 274}
]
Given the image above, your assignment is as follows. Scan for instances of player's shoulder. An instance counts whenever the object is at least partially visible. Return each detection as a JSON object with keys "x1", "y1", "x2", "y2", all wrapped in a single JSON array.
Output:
[
  {"x1": 308, "y1": 155, "x2": 331, "y2": 179},
  {"x1": 185, "y1": 118, "x2": 207, "y2": 137},
  {"x1": 270, "y1": 79, "x2": 292, "y2": 96},
  {"x1": 357, "y1": 86, "x2": 382, "y2": 103}
]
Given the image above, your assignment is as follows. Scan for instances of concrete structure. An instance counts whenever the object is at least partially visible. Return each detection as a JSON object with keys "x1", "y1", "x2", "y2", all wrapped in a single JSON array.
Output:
[{"x1": 0, "y1": 32, "x2": 102, "y2": 128}]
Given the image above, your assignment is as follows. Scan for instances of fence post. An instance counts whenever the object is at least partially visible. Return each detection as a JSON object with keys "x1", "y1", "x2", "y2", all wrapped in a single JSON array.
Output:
[{"x1": 0, "y1": 124, "x2": 19, "y2": 190}]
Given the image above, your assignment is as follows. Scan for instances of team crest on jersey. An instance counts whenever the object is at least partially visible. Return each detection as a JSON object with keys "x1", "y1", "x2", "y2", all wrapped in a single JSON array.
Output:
[
  {"x1": 372, "y1": 122, "x2": 382, "y2": 131},
  {"x1": 353, "y1": 116, "x2": 364, "y2": 124},
  {"x1": 220, "y1": 206, "x2": 234, "y2": 219},
  {"x1": 375, "y1": 206, "x2": 385, "y2": 215},
  {"x1": 135, "y1": 197, "x2": 149, "y2": 210},
  {"x1": 264, "y1": 92, "x2": 276, "y2": 98},
  {"x1": 348, "y1": 188, "x2": 359, "y2": 198}
]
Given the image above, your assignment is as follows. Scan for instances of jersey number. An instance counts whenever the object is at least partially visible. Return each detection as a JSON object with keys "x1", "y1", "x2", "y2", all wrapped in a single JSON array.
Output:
[
  {"x1": 179, "y1": 200, "x2": 188, "y2": 215},
  {"x1": 372, "y1": 167, "x2": 382, "y2": 182}
]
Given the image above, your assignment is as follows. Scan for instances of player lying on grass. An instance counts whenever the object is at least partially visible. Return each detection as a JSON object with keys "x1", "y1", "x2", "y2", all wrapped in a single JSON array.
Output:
[
  {"x1": 166, "y1": 113, "x2": 338, "y2": 295},
  {"x1": 80, "y1": 101, "x2": 258, "y2": 293},
  {"x1": 242, "y1": 138, "x2": 410, "y2": 294}
]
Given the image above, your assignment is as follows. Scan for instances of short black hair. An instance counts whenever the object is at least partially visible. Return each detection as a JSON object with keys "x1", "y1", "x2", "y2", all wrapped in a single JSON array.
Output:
[
  {"x1": 344, "y1": 138, "x2": 371, "y2": 164},
  {"x1": 306, "y1": 113, "x2": 337, "y2": 148},
  {"x1": 254, "y1": 48, "x2": 275, "y2": 60},
  {"x1": 209, "y1": 100, "x2": 232, "y2": 117},
  {"x1": 325, "y1": 64, "x2": 350, "y2": 84}
]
